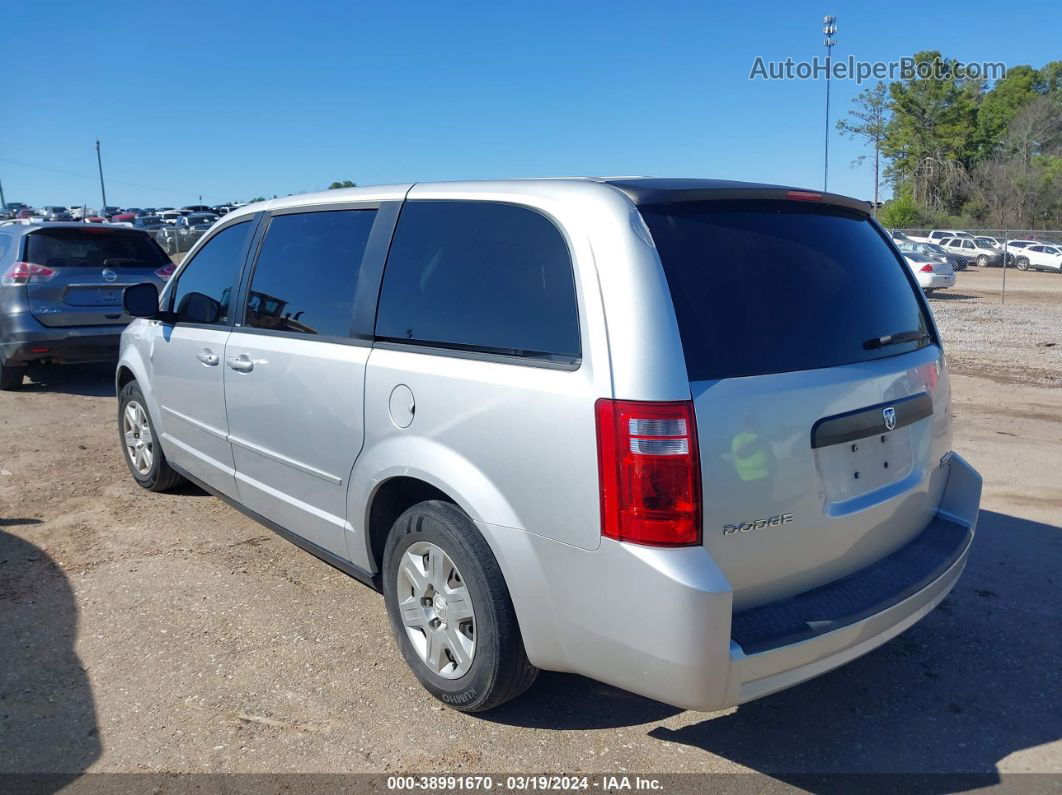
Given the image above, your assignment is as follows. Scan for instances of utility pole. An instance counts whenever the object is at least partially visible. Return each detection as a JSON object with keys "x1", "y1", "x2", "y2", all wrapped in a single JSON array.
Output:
[
  {"x1": 0, "y1": 174, "x2": 6, "y2": 210},
  {"x1": 96, "y1": 139, "x2": 108, "y2": 211},
  {"x1": 822, "y1": 15, "x2": 837, "y2": 192}
]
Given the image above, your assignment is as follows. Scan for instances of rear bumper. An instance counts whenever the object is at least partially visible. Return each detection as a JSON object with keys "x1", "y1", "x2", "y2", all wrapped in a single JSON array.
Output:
[
  {"x1": 1, "y1": 314, "x2": 124, "y2": 365},
  {"x1": 493, "y1": 453, "x2": 981, "y2": 713}
]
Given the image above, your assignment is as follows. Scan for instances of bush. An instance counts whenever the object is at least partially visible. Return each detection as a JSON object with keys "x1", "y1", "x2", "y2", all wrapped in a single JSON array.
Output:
[{"x1": 879, "y1": 193, "x2": 924, "y2": 228}]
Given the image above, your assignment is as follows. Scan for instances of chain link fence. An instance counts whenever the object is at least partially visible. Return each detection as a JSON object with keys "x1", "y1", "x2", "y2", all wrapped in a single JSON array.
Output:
[
  {"x1": 144, "y1": 226, "x2": 206, "y2": 261},
  {"x1": 892, "y1": 228, "x2": 1062, "y2": 387}
]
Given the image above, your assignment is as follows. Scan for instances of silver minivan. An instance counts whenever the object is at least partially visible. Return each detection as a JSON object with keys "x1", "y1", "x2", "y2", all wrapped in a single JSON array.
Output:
[{"x1": 116, "y1": 178, "x2": 982, "y2": 713}]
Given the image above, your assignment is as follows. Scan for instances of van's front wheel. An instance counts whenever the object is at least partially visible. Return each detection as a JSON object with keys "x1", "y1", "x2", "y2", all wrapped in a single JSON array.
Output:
[
  {"x1": 118, "y1": 380, "x2": 186, "y2": 492},
  {"x1": 382, "y1": 500, "x2": 537, "y2": 712}
]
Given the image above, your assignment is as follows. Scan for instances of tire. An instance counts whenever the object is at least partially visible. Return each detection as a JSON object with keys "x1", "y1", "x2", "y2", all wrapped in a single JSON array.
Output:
[
  {"x1": 382, "y1": 500, "x2": 538, "y2": 713},
  {"x1": 0, "y1": 362, "x2": 24, "y2": 390},
  {"x1": 118, "y1": 380, "x2": 186, "y2": 492},
  {"x1": 1016, "y1": 258, "x2": 1029, "y2": 271},
  {"x1": 977, "y1": 254, "x2": 989, "y2": 267},
  {"x1": 924, "y1": 288, "x2": 935, "y2": 297}
]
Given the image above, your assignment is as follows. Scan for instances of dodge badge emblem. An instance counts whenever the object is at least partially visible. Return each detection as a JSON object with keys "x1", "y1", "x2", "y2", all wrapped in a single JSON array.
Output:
[{"x1": 883, "y1": 406, "x2": 897, "y2": 431}]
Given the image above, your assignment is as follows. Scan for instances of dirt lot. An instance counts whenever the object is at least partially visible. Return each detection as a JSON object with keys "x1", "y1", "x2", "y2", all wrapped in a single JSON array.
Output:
[{"x1": 1, "y1": 266, "x2": 1060, "y2": 782}]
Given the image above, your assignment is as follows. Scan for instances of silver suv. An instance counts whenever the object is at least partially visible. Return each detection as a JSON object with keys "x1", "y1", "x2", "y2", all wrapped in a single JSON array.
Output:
[
  {"x1": 0, "y1": 223, "x2": 173, "y2": 389},
  {"x1": 116, "y1": 179, "x2": 982, "y2": 713}
]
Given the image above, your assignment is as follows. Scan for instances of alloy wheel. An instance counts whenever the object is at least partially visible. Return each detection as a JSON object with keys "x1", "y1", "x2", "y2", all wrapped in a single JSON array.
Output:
[
  {"x1": 396, "y1": 540, "x2": 476, "y2": 679},
  {"x1": 122, "y1": 400, "x2": 154, "y2": 475}
]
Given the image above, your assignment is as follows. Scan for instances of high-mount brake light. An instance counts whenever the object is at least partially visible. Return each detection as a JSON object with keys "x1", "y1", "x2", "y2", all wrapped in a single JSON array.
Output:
[
  {"x1": 595, "y1": 399, "x2": 701, "y2": 546},
  {"x1": 786, "y1": 190, "x2": 823, "y2": 202}
]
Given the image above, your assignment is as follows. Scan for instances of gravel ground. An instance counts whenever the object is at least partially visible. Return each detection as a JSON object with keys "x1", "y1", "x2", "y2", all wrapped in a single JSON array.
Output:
[
  {"x1": 929, "y1": 268, "x2": 1062, "y2": 386},
  {"x1": 0, "y1": 270, "x2": 1060, "y2": 784}
]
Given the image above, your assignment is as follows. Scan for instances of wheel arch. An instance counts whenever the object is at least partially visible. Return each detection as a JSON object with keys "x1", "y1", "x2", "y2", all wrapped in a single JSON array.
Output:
[
  {"x1": 365, "y1": 475, "x2": 455, "y2": 580},
  {"x1": 115, "y1": 346, "x2": 164, "y2": 436}
]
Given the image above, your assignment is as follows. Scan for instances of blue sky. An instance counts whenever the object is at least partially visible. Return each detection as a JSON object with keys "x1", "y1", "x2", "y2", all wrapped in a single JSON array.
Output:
[{"x1": 4, "y1": 0, "x2": 1059, "y2": 208}]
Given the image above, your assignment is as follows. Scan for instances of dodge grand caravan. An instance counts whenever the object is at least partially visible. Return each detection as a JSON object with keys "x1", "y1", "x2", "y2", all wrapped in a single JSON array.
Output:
[{"x1": 115, "y1": 178, "x2": 981, "y2": 713}]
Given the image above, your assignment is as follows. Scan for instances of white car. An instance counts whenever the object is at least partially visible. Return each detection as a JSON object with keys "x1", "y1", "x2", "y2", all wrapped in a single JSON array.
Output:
[
  {"x1": 908, "y1": 229, "x2": 974, "y2": 245},
  {"x1": 1014, "y1": 244, "x2": 1062, "y2": 272},
  {"x1": 938, "y1": 237, "x2": 1005, "y2": 267},
  {"x1": 1005, "y1": 239, "x2": 1039, "y2": 252},
  {"x1": 904, "y1": 252, "x2": 955, "y2": 294},
  {"x1": 158, "y1": 210, "x2": 182, "y2": 225}
]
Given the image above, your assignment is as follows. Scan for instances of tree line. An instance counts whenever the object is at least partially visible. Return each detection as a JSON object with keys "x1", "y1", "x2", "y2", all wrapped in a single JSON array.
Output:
[{"x1": 838, "y1": 52, "x2": 1062, "y2": 230}]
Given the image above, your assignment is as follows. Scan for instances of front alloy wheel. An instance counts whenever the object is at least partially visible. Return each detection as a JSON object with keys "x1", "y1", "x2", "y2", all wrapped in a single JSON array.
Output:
[
  {"x1": 1016, "y1": 258, "x2": 1029, "y2": 271},
  {"x1": 117, "y1": 380, "x2": 186, "y2": 492},
  {"x1": 396, "y1": 541, "x2": 476, "y2": 679},
  {"x1": 122, "y1": 400, "x2": 154, "y2": 475}
]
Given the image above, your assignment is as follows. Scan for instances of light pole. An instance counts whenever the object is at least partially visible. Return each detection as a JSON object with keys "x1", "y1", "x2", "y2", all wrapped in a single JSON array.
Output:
[
  {"x1": 822, "y1": 15, "x2": 837, "y2": 192},
  {"x1": 96, "y1": 139, "x2": 108, "y2": 211}
]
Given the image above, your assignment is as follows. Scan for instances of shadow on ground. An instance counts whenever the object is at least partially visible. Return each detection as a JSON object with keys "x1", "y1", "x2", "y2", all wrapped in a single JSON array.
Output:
[
  {"x1": 22, "y1": 363, "x2": 115, "y2": 398},
  {"x1": 928, "y1": 292, "x2": 979, "y2": 301},
  {"x1": 490, "y1": 510, "x2": 1060, "y2": 786},
  {"x1": 0, "y1": 529, "x2": 100, "y2": 777}
]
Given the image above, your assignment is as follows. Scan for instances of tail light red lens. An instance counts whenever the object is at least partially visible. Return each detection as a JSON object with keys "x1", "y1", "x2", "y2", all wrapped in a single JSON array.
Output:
[
  {"x1": 1, "y1": 261, "x2": 57, "y2": 286},
  {"x1": 155, "y1": 262, "x2": 177, "y2": 280},
  {"x1": 595, "y1": 399, "x2": 702, "y2": 546},
  {"x1": 919, "y1": 264, "x2": 934, "y2": 272}
]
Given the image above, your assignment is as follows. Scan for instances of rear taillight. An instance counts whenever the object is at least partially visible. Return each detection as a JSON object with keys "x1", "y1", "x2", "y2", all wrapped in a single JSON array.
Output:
[
  {"x1": 155, "y1": 262, "x2": 177, "y2": 280},
  {"x1": 595, "y1": 399, "x2": 701, "y2": 546},
  {"x1": 1, "y1": 261, "x2": 57, "y2": 286},
  {"x1": 919, "y1": 264, "x2": 934, "y2": 273}
]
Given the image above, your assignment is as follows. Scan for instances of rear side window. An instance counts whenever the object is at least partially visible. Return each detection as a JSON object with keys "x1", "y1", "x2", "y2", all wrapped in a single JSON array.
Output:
[
  {"x1": 640, "y1": 200, "x2": 933, "y2": 381},
  {"x1": 376, "y1": 201, "x2": 580, "y2": 361},
  {"x1": 244, "y1": 210, "x2": 376, "y2": 338},
  {"x1": 170, "y1": 221, "x2": 252, "y2": 325},
  {"x1": 25, "y1": 228, "x2": 169, "y2": 268}
]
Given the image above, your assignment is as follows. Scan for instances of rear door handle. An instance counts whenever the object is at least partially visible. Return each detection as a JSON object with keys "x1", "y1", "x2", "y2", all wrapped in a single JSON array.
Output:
[
  {"x1": 196, "y1": 349, "x2": 219, "y2": 366},
  {"x1": 227, "y1": 355, "x2": 254, "y2": 373}
]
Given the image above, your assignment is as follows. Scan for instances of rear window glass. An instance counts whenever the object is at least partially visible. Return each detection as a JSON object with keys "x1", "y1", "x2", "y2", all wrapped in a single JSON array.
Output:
[
  {"x1": 26, "y1": 228, "x2": 169, "y2": 268},
  {"x1": 376, "y1": 201, "x2": 580, "y2": 361},
  {"x1": 639, "y1": 200, "x2": 933, "y2": 381}
]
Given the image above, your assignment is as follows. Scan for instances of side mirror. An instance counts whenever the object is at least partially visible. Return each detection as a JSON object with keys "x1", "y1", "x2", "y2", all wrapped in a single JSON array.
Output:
[
  {"x1": 123, "y1": 282, "x2": 161, "y2": 318},
  {"x1": 176, "y1": 291, "x2": 222, "y2": 324}
]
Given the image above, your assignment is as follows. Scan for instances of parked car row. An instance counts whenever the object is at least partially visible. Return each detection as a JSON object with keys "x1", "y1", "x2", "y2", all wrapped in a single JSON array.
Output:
[
  {"x1": 893, "y1": 229, "x2": 1062, "y2": 272},
  {"x1": 0, "y1": 202, "x2": 247, "y2": 224}
]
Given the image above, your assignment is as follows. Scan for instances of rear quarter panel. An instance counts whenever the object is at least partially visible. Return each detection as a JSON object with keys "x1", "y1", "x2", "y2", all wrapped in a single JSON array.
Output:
[{"x1": 347, "y1": 182, "x2": 638, "y2": 567}]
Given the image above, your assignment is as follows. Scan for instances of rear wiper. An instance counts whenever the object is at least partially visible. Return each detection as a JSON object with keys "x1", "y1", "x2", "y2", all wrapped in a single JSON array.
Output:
[
  {"x1": 103, "y1": 257, "x2": 147, "y2": 266},
  {"x1": 862, "y1": 330, "x2": 930, "y2": 350}
]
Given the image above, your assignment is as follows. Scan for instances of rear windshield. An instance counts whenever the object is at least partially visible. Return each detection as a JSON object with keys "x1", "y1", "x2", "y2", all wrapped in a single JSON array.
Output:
[
  {"x1": 639, "y1": 200, "x2": 933, "y2": 381},
  {"x1": 26, "y1": 228, "x2": 169, "y2": 268}
]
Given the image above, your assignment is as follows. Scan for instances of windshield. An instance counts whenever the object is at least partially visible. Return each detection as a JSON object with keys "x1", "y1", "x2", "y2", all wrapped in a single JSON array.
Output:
[
  {"x1": 26, "y1": 228, "x2": 169, "y2": 268},
  {"x1": 639, "y1": 199, "x2": 934, "y2": 381}
]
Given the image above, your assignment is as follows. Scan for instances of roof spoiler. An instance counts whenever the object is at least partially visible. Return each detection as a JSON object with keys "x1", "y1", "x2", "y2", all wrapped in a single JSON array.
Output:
[{"x1": 605, "y1": 179, "x2": 872, "y2": 216}]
